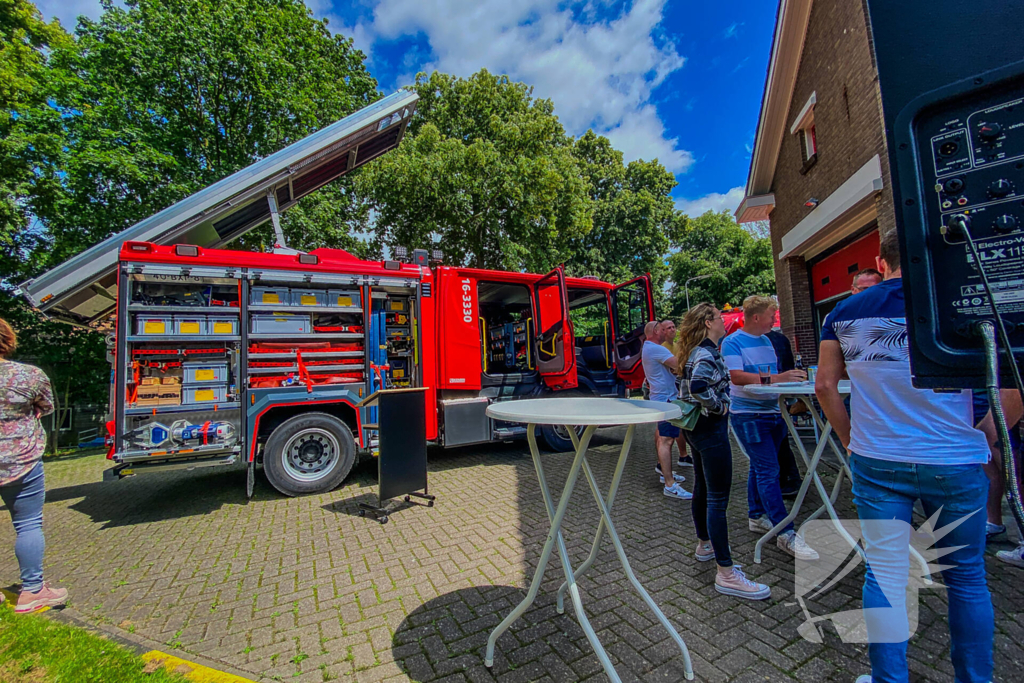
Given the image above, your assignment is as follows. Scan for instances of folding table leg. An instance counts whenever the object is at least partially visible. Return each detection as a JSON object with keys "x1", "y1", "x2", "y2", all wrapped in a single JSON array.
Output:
[
  {"x1": 485, "y1": 425, "x2": 619, "y2": 681},
  {"x1": 555, "y1": 424, "x2": 634, "y2": 614},
  {"x1": 579, "y1": 449, "x2": 695, "y2": 680}
]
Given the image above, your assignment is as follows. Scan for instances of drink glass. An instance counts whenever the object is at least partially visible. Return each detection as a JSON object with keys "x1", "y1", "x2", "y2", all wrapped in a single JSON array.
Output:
[
  {"x1": 758, "y1": 364, "x2": 772, "y2": 385},
  {"x1": 807, "y1": 366, "x2": 817, "y2": 384}
]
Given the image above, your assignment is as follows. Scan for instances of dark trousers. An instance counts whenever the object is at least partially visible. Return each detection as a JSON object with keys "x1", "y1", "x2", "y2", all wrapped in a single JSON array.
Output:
[
  {"x1": 777, "y1": 437, "x2": 801, "y2": 488},
  {"x1": 684, "y1": 416, "x2": 734, "y2": 567}
]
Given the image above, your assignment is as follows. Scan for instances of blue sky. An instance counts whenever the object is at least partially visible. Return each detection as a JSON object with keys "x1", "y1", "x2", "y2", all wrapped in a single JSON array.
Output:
[{"x1": 39, "y1": 0, "x2": 777, "y2": 216}]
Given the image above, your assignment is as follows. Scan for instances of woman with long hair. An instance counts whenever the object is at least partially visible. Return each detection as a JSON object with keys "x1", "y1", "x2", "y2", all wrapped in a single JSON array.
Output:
[
  {"x1": 676, "y1": 303, "x2": 770, "y2": 599},
  {"x1": 0, "y1": 319, "x2": 68, "y2": 613}
]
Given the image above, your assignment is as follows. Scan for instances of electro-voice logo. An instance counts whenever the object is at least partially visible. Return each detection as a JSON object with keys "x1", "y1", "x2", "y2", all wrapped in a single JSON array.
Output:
[{"x1": 793, "y1": 508, "x2": 977, "y2": 644}]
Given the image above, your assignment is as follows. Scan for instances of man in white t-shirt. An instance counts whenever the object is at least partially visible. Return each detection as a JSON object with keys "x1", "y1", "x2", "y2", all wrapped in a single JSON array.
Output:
[
  {"x1": 641, "y1": 320, "x2": 691, "y2": 500},
  {"x1": 816, "y1": 230, "x2": 992, "y2": 683}
]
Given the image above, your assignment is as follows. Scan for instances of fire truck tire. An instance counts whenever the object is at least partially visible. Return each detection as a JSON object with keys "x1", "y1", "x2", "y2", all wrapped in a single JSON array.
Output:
[
  {"x1": 539, "y1": 424, "x2": 585, "y2": 452},
  {"x1": 263, "y1": 413, "x2": 355, "y2": 496}
]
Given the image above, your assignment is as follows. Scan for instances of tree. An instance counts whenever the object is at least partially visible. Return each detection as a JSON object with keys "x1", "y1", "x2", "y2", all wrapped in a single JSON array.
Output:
[
  {"x1": 357, "y1": 70, "x2": 592, "y2": 271},
  {"x1": 667, "y1": 210, "x2": 776, "y2": 315},
  {"x1": 565, "y1": 131, "x2": 676, "y2": 297},
  {"x1": 0, "y1": 0, "x2": 72, "y2": 281},
  {"x1": 11, "y1": 0, "x2": 379, "y2": 282},
  {"x1": 0, "y1": 292, "x2": 108, "y2": 451}
]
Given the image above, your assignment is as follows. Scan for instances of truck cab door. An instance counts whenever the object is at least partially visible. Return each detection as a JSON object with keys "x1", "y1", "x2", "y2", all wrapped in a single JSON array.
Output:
[
  {"x1": 610, "y1": 275, "x2": 654, "y2": 390},
  {"x1": 532, "y1": 267, "x2": 578, "y2": 390}
]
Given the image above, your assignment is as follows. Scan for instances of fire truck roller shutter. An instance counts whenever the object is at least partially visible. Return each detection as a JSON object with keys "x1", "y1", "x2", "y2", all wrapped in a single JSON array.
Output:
[{"x1": 262, "y1": 412, "x2": 355, "y2": 496}]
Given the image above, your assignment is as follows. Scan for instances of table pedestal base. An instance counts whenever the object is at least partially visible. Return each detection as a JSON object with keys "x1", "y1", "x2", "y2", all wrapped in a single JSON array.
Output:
[{"x1": 484, "y1": 424, "x2": 694, "y2": 682}]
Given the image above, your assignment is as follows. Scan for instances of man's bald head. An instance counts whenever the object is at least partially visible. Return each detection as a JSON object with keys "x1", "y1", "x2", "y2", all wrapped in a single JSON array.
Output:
[{"x1": 644, "y1": 321, "x2": 658, "y2": 341}]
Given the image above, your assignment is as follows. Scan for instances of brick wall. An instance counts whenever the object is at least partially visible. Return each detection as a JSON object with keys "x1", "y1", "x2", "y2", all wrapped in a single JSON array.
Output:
[{"x1": 768, "y1": 0, "x2": 897, "y2": 362}]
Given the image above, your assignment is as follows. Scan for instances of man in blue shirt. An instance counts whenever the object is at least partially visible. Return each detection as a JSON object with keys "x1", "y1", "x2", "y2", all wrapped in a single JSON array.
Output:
[
  {"x1": 641, "y1": 320, "x2": 691, "y2": 500},
  {"x1": 722, "y1": 296, "x2": 816, "y2": 560},
  {"x1": 816, "y1": 230, "x2": 992, "y2": 683}
]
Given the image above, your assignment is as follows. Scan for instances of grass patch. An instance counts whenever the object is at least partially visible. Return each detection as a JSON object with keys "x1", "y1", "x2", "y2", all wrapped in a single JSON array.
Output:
[{"x1": 0, "y1": 606, "x2": 187, "y2": 682}]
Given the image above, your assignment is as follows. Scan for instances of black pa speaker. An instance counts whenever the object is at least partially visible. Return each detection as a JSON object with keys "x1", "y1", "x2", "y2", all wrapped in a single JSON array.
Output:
[{"x1": 866, "y1": 0, "x2": 1024, "y2": 388}]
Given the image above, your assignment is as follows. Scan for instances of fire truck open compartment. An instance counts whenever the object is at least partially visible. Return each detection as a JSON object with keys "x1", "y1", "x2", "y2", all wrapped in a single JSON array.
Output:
[{"x1": 478, "y1": 281, "x2": 537, "y2": 382}]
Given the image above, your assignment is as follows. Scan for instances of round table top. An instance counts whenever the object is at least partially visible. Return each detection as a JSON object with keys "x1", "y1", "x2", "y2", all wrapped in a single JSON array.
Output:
[
  {"x1": 485, "y1": 397, "x2": 682, "y2": 425},
  {"x1": 746, "y1": 379, "x2": 851, "y2": 397}
]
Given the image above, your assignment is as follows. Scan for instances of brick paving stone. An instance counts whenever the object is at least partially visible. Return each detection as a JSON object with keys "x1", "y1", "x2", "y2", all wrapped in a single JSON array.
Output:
[{"x1": 5, "y1": 428, "x2": 1024, "y2": 681}]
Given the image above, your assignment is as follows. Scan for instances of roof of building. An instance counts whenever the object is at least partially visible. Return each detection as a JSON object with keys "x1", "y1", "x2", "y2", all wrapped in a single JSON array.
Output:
[{"x1": 735, "y1": 0, "x2": 813, "y2": 224}]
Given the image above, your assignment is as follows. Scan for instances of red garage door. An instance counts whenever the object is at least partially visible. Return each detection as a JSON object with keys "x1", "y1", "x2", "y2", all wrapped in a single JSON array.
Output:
[{"x1": 810, "y1": 229, "x2": 880, "y2": 303}]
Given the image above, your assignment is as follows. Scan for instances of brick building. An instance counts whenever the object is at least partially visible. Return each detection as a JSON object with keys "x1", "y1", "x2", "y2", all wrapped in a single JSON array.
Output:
[{"x1": 736, "y1": 0, "x2": 895, "y2": 361}]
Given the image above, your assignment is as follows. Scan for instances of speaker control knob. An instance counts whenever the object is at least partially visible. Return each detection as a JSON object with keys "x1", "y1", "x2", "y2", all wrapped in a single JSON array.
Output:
[
  {"x1": 978, "y1": 122, "x2": 1003, "y2": 143},
  {"x1": 993, "y1": 215, "x2": 1018, "y2": 233},
  {"x1": 988, "y1": 179, "x2": 1014, "y2": 198}
]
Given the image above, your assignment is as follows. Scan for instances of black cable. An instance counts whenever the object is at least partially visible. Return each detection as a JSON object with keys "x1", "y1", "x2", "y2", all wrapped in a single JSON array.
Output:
[{"x1": 949, "y1": 215, "x2": 1024, "y2": 402}]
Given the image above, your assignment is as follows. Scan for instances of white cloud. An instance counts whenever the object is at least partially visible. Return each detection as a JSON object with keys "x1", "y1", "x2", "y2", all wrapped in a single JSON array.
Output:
[
  {"x1": 356, "y1": 0, "x2": 693, "y2": 172},
  {"x1": 676, "y1": 186, "x2": 745, "y2": 217},
  {"x1": 35, "y1": 0, "x2": 105, "y2": 29}
]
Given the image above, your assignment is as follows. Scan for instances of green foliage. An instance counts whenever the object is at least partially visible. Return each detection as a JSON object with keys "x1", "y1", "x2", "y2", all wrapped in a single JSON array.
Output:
[
  {"x1": 5, "y1": 0, "x2": 379, "y2": 282},
  {"x1": 667, "y1": 210, "x2": 776, "y2": 315},
  {"x1": 566, "y1": 131, "x2": 676, "y2": 298},
  {"x1": 358, "y1": 70, "x2": 592, "y2": 271},
  {"x1": 0, "y1": 0, "x2": 72, "y2": 280},
  {"x1": 0, "y1": 292, "x2": 108, "y2": 449}
]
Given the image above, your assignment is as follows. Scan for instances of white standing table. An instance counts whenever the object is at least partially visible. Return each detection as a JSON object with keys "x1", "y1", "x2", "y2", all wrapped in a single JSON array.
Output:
[
  {"x1": 484, "y1": 398, "x2": 694, "y2": 682},
  {"x1": 743, "y1": 382, "x2": 932, "y2": 582},
  {"x1": 744, "y1": 381, "x2": 853, "y2": 563}
]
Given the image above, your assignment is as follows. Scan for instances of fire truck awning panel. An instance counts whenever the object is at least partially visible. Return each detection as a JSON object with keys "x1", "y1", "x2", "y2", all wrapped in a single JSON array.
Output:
[{"x1": 19, "y1": 90, "x2": 418, "y2": 325}]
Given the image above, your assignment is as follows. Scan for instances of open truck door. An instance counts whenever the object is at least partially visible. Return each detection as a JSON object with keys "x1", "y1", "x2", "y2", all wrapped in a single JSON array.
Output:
[
  {"x1": 610, "y1": 275, "x2": 654, "y2": 390},
  {"x1": 532, "y1": 267, "x2": 577, "y2": 390}
]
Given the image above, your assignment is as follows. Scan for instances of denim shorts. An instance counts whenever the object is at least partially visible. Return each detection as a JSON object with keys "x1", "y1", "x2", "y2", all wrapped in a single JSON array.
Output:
[{"x1": 657, "y1": 421, "x2": 681, "y2": 438}]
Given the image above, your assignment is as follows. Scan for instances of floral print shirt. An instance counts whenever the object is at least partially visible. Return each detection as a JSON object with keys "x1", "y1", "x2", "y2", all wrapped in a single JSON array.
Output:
[{"x1": 0, "y1": 361, "x2": 54, "y2": 486}]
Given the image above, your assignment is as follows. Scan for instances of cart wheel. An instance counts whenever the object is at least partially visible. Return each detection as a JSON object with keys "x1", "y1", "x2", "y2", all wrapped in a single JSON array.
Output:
[
  {"x1": 358, "y1": 510, "x2": 365, "y2": 517},
  {"x1": 428, "y1": 500, "x2": 434, "y2": 507},
  {"x1": 404, "y1": 496, "x2": 410, "y2": 503},
  {"x1": 380, "y1": 516, "x2": 389, "y2": 524}
]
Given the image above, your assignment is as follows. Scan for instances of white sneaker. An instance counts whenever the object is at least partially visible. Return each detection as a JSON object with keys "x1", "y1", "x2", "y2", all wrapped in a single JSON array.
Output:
[
  {"x1": 714, "y1": 566, "x2": 771, "y2": 600},
  {"x1": 663, "y1": 483, "x2": 693, "y2": 500},
  {"x1": 855, "y1": 676, "x2": 872, "y2": 683},
  {"x1": 655, "y1": 465, "x2": 685, "y2": 484},
  {"x1": 678, "y1": 455, "x2": 694, "y2": 467},
  {"x1": 778, "y1": 530, "x2": 819, "y2": 560},
  {"x1": 695, "y1": 541, "x2": 715, "y2": 562},
  {"x1": 748, "y1": 516, "x2": 773, "y2": 533},
  {"x1": 996, "y1": 543, "x2": 1024, "y2": 568}
]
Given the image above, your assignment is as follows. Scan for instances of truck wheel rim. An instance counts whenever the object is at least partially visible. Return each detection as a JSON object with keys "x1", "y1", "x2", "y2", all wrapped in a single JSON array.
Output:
[
  {"x1": 282, "y1": 428, "x2": 340, "y2": 481},
  {"x1": 552, "y1": 425, "x2": 582, "y2": 442}
]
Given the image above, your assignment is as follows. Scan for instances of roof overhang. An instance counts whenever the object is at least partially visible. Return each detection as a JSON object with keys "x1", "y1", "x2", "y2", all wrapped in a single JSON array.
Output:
[
  {"x1": 736, "y1": 193, "x2": 776, "y2": 223},
  {"x1": 779, "y1": 155, "x2": 883, "y2": 259},
  {"x1": 19, "y1": 90, "x2": 418, "y2": 326},
  {"x1": 735, "y1": 0, "x2": 814, "y2": 222}
]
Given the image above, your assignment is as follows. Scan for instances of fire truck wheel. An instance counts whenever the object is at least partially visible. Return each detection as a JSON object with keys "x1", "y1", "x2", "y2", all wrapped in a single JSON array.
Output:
[
  {"x1": 263, "y1": 413, "x2": 355, "y2": 496},
  {"x1": 539, "y1": 424, "x2": 585, "y2": 452}
]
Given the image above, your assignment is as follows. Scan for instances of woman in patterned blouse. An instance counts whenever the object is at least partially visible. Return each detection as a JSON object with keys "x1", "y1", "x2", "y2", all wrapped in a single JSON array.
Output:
[
  {"x1": 675, "y1": 303, "x2": 771, "y2": 601},
  {"x1": 0, "y1": 319, "x2": 69, "y2": 613}
]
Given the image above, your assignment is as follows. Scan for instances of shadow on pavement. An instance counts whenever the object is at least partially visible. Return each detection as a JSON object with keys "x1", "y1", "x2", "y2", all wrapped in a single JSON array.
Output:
[
  {"x1": 42, "y1": 464, "x2": 251, "y2": 528},
  {"x1": 392, "y1": 585, "x2": 564, "y2": 682}
]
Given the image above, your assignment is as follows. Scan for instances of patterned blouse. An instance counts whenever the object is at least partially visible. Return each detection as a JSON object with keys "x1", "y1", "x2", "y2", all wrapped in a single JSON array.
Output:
[
  {"x1": 0, "y1": 361, "x2": 54, "y2": 486},
  {"x1": 679, "y1": 338, "x2": 731, "y2": 417}
]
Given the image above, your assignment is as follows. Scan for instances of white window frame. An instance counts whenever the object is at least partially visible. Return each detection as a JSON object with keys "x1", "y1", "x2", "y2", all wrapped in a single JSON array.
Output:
[{"x1": 790, "y1": 92, "x2": 817, "y2": 162}]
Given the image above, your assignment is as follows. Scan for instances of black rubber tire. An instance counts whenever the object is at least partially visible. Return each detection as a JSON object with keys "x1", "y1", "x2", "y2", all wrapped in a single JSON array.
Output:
[
  {"x1": 263, "y1": 412, "x2": 355, "y2": 497},
  {"x1": 540, "y1": 423, "x2": 585, "y2": 452}
]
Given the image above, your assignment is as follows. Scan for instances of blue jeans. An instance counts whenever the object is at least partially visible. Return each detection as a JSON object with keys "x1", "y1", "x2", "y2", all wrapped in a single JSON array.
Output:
[
  {"x1": 0, "y1": 461, "x2": 46, "y2": 592},
  {"x1": 731, "y1": 413, "x2": 792, "y2": 533},
  {"x1": 851, "y1": 453, "x2": 992, "y2": 683}
]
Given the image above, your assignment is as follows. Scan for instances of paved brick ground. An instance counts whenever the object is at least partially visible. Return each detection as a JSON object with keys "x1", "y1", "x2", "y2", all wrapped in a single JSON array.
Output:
[{"x1": 3, "y1": 428, "x2": 1024, "y2": 682}]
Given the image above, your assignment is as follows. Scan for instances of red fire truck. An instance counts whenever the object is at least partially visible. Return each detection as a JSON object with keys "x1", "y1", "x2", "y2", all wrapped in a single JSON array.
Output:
[{"x1": 19, "y1": 91, "x2": 654, "y2": 497}]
